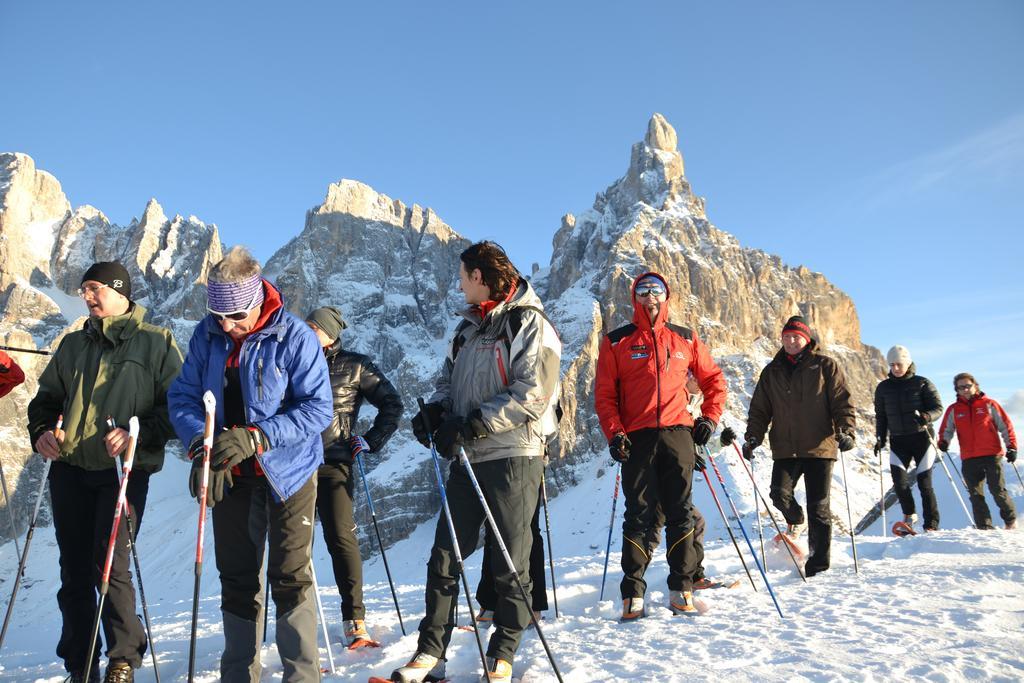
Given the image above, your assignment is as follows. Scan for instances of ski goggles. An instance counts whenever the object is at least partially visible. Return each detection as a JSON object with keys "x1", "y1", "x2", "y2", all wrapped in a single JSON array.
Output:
[{"x1": 635, "y1": 284, "x2": 666, "y2": 298}]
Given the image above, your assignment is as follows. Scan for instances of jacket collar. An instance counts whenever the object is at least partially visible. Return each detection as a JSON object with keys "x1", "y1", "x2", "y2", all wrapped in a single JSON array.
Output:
[{"x1": 84, "y1": 303, "x2": 146, "y2": 346}]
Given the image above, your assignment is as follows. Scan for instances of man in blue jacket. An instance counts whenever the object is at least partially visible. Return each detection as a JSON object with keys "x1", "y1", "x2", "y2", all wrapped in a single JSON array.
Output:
[{"x1": 168, "y1": 246, "x2": 333, "y2": 682}]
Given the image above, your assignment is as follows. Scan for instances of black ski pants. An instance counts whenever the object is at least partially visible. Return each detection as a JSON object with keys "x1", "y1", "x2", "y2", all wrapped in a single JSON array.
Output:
[
  {"x1": 315, "y1": 462, "x2": 364, "y2": 620},
  {"x1": 417, "y1": 455, "x2": 543, "y2": 665},
  {"x1": 770, "y1": 457, "x2": 834, "y2": 577},
  {"x1": 646, "y1": 504, "x2": 706, "y2": 580},
  {"x1": 476, "y1": 481, "x2": 548, "y2": 612},
  {"x1": 961, "y1": 455, "x2": 1017, "y2": 528},
  {"x1": 48, "y1": 461, "x2": 150, "y2": 674},
  {"x1": 889, "y1": 432, "x2": 939, "y2": 529},
  {"x1": 619, "y1": 427, "x2": 697, "y2": 598},
  {"x1": 213, "y1": 473, "x2": 317, "y2": 620}
]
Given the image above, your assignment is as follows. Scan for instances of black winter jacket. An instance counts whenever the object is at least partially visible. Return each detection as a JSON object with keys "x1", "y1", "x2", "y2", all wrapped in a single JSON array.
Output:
[
  {"x1": 874, "y1": 364, "x2": 943, "y2": 443},
  {"x1": 320, "y1": 340, "x2": 403, "y2": 463}
]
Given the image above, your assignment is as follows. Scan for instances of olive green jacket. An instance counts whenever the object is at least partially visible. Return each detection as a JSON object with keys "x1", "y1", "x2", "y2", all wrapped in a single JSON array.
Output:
[{"x1": 27, "y1": 303, "x2": 183, "y2": 472}]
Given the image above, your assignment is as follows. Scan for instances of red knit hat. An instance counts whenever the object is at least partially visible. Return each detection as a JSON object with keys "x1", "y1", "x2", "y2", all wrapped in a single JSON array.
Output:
[{"x1": 782, "y1": 315, "x2": 812, "y2": 343}]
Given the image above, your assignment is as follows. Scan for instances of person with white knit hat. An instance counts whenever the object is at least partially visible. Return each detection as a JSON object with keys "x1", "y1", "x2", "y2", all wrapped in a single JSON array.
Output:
[{"x1": 873, "y1": 345, "x2": 944, "y2": 531}]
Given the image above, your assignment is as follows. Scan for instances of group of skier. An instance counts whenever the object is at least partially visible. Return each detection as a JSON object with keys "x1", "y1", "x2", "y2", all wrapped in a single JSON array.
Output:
[{"x1": 0, "y1": 241, "x2": 1019, "y2": 683}]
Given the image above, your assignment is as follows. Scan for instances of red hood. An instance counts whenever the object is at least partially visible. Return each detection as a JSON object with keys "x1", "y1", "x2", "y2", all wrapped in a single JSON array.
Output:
[{"x1": 630, "y1": 271, "x2": 670, "y2": 331}]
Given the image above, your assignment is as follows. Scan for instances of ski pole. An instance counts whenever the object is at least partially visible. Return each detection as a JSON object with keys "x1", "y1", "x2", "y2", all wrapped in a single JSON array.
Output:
[
  {"x1": 702, "y1": 446, "x2": 784, "y2": 618},
  {"x1": 262, "y1": 566, "x2": 270, "y2": 643},
  {"x1": 699, "y1": 455, "x2": 758, "y2": 592},
  {"x1": 310, "y1": 559, "x2": 336, "y2": 675},
  {"x1": 838, "y1": 449, "x2": 860, "y2": 574},
  {"x1": 417, "y1": 398, "x2": 488, "y2": 677},
  {"x1": 0, "y1": 415, "x2": 59, "y2": 653},
  {"x1": 879, "y1": 448, "x2": 887, "y2": 538},
  {"x1": 108, "y1": 419, "x2": 161, "y2": 682},
  {"x1": 728, "y1": 442, "x2": 806, "y2": 581},
  {"x1": 456, "y1": 446, "x2": 564, "y2": 682},
  {"x1": 598, "y1": 464, "x2": 621, "y2": 602},
  {"x1": 188, "y1": 391, "x2": 217, "y2": 683},
  {"x1": 0, "y1": 460, "x2": 21, "y2": 559},
  {"x1": 932, "y1": 446, "x2": 976, "y2": 528},
  {"x1": 83, "y1": 417, "x2": 140, "y2": 682},
  {"x1": 752, "y1": 455, "x2": 766, "y2": 569},
  {"x1": 541, "y1": 466, "x2": 559, "y2": 619},
  {"x1": 0, "y1": 344, "x2": 50, "y2": 356},
  {"x1": 354, "y1": 451, "x2": 406, "y2": 635},
  {"x1": 1011, "y1": 460, "x2": 1024, "y2": 489}
]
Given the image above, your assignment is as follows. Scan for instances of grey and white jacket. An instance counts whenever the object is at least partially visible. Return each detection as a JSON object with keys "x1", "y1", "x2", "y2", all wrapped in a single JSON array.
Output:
[{"x1": 429, "y1": 278, "x2": 561, "y2": 464}]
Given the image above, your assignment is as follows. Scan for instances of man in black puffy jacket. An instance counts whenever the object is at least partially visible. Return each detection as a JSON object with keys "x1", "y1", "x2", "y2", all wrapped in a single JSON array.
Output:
[
  {"x1": 306, "y1": 306, "x2": 403, "y2": 647},
  {"x1": 874, "y1": 345, "x2": 944, "y2": 531}
]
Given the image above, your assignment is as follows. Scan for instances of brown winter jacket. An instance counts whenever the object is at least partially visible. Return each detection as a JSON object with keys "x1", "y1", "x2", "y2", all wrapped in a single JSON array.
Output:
[{"x1": 744, "y1": 341, "x2": 855, "y2": 460}]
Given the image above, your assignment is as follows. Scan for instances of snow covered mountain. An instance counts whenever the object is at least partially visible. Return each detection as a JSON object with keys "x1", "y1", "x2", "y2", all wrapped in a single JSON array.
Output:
[{"x1": 3, "y1": 116, "x2": 889, "y2": 550}]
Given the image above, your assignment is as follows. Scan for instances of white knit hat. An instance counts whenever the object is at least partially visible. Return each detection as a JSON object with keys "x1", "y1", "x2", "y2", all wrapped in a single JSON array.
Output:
[{"x1": 886, "y1": 345, "x2": 912, "y2": 365}]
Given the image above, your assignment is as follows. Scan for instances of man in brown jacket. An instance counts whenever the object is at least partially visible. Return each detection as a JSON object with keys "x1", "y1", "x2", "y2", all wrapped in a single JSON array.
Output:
[{"x1": 742, "y1": 316, "x2": 855, "y2": 577}]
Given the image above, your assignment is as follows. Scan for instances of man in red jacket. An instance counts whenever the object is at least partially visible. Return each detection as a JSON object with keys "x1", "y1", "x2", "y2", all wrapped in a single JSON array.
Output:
[
  {"x1": 938, "y1": 373, "x2": 1017, "y2": 530},
  {"x1": 0, "y1": 350, "x2": 26, "y2": 398},
  {"x1": 595, "y1": 272, "x2": 726, "y2": 619}
]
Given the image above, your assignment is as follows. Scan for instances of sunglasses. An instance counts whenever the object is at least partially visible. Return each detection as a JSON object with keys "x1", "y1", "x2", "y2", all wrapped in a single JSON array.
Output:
[
  {"x1": 208, "y1": 308, "x2": 252, "y2": 322},
  {"x1": 636, "y1": 285, "x2": 665, "y2": 298},
  {"x1": 955, "y1": 384, "x2": 974, "y2": 391},
  {"x1": 77, "y1": 283, "x2": 110, "y2": 298}
]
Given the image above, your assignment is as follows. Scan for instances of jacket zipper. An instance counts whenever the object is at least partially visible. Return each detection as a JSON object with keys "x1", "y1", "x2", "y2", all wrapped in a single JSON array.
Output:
[
  {"x1": 495, "y1": 346, "x2": 509, "y2": 386},
  {"x1": 652, "y1": 333, "x2": 662, "y2": 428},
  {"x1": 239, "y1": 336, "x2": 285, "y2": 501}
]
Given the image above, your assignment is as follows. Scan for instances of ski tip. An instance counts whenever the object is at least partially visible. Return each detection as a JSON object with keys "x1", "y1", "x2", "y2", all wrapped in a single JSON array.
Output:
[
  {"x1": 891, "y1": 521, "x2": 917, "y2": 537},
  {"x1": 348, "y1": 638, "x2": 382, "y2": 650},
  {"x1": 368, "y1": 677, "x2": 395, "y2": 683},
  {"x1": 128, "y1": 415, "x2": 140, "y2": 437}
]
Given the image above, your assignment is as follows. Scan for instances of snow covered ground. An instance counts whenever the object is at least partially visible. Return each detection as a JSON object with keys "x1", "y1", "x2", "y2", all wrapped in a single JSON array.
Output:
[{"x1": 2, "y1": 449, "x2": 1022, "y2": 682}]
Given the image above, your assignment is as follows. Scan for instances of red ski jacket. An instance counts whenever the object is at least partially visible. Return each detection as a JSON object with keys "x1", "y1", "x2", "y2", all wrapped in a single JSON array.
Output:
[
  {"x1": 938, "y1": 392, "x2": 1016, "y2": 459},
  {"x1": 0, "y1": 350, "x2": 26, "y2": 399},
  {"x1": 595, "y1": 272, "x2": 726, "y2": 441}
]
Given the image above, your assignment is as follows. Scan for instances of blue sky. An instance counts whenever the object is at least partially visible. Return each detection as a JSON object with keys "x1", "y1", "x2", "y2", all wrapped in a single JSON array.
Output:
[{"x1": 2, "y1": 1, "x2": 1022, "y2": 410}]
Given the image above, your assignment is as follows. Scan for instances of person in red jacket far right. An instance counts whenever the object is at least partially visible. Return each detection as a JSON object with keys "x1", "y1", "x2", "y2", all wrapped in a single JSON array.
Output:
[
  {"x1": 594, "y1": 271, "x2": 726, "y2": 619},
  {"x1": 937, "y1": 372, "x2": 1018, "y2": 530}
]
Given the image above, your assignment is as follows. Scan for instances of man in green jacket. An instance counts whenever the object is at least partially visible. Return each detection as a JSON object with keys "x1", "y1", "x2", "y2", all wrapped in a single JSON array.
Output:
[
  {"x1": 27, "y1": 261, "x2": 182, "y2": 683},
  {"x1": 742, "y1": 315, "x2": 855, "y2": 577}
]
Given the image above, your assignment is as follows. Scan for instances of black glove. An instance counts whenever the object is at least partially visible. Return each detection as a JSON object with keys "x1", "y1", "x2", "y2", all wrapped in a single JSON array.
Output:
[
  {"x1": 937, "y1": 438, "x2": 949, "y2": 452},
  {"x1": 873, "y1": 439, "x2": 884, "y2": 456},
  {"x1": 434, "y1": 411, "x2": 487, "y2": 459},
  {"x1": 189, "y1": 456, "x2": 233, "y2": 507},
  {"x1": 741, "y1": 437, "x2": 758, "y2": 461},
  {"x1": 913, "y1": 410, "x2": 929, "y2": 426},
  {"x1": 210, "y1": 426, "x2": 270, "y2": 471},
  {"x1": 1007, "y1": 449, "x2": 1017, "y2": 464},
  {"x1": 412, "y1": 402, "x2": 444, "y2": 448},
  {"x1": 836, "y1": 431, "x2": 856, "y2": 452},
  {"x1": 720, "y1": 426, "x2": 737, "y2": 447},
  {"x1": 691, "y1": 417, "x2": 715, "y2": 447},
  {"x1": 609, "y1": 432, "x2": 631, "y2": 463},
  {"x1": 694, "y1": 449, "x2": 706, "y2": 472}
]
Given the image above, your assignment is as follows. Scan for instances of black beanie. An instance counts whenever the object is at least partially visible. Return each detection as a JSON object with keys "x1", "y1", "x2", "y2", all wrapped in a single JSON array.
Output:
[
  {"x1": 782, "y1": 315, "x2": 812, "y2": 343},
  {"x1": 81, "y1": 262, "x2": 132, "y2": 301},
  {"x1": 305, "y1": 306, "x2": 347, "y2": 342}
]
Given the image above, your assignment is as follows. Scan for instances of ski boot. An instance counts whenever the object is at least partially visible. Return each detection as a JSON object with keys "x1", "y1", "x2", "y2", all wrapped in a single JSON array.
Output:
[
  {"x1": 480, "y1": 657, "x2": 513, "y2": 683},
  {"x1": 387, "y1": 652, "x2": 446, "y2": 683},
  {"x1": 669, "y1": 590, "x2": 698, "y2": 615},
  {"x1": 344, "y1": 619, "x2": 380, "y2": 649},
  {"x1": 620, "y1": 597, "x2": 645, "y2": 621},
  {"x1": 786, "y1": 520, "x2": 807, "y2": 539}
]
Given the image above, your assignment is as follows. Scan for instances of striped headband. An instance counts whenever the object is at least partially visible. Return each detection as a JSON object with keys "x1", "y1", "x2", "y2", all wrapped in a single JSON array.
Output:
[{"x1": 207, "y1": 273, "x2": 265, "y2": 314}]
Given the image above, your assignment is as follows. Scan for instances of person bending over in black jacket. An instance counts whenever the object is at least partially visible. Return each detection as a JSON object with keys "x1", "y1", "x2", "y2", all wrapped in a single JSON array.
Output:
[
  {"x1": 306, "y1": 306, "x2": 403, "y2": 647},
  {"x1": 874, "y1": 345, "x2": 944, "y2": 531}
]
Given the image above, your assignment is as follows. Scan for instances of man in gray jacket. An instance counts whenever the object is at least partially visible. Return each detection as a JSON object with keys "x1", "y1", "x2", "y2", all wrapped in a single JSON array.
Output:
[{"x1": 398, "y1": 241, "x2": 561, "y2": 683}]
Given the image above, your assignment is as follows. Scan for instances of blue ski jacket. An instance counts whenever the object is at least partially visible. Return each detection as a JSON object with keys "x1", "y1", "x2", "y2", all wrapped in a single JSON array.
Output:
[{"x1": 168, "y1": 282, "x2": 333, "y2": 501}]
